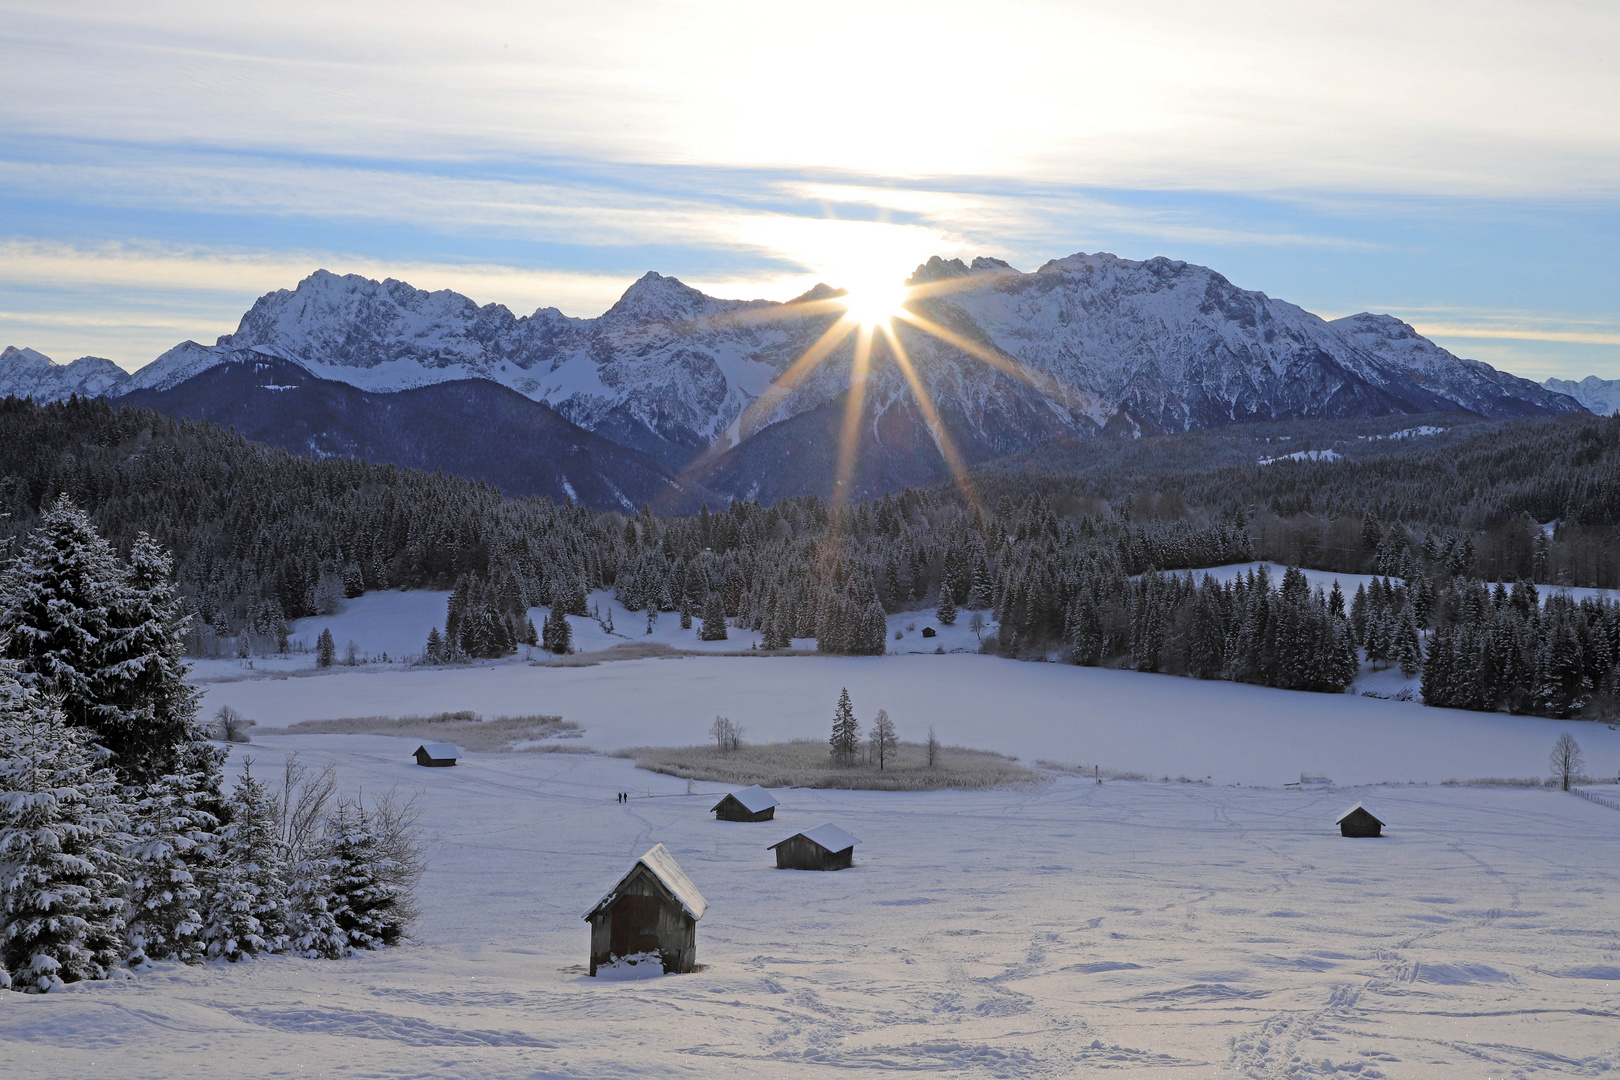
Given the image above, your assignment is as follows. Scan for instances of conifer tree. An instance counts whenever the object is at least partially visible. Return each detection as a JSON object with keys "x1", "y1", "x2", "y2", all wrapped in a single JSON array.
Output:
[
  {"x1": 700, "y1": 588, "x2": 728, "y2": 641},
  {"x1": 1394, "y1": 606, "x2": 1423, "y2": 678},
  {"x1": 102, "y1": 534, "x2": 205, "y2": 784},
  {"x1": 935, "y1": 585, "x2": 957, "y2": 627},
  {"x1": 1, "y1": 497, "x2": 127, "y2": 756},
  {"x1": 541, "y1": 607, "x2": 572, "y2": 654},
  {"x1": 0, "y1": 661, "x2": 128, "y2": 992},
  {"x1": 124, "y1": 728, "x2": 224, "y2": 970},
  {"x1": 204, "y1": 762, "x2": 288, "y2": 961},
  {"x1": 322, "y1": 802, "x2": 406, "y2": 950},
  {"x1": 316, "y1": 629, "x2": 335, "y2": 668},
  {"x1": 423, "y1": 627, "x2": 445, "y2": 664},
  {"x1": 829, "y1": 688, "x2": 860, "y2": 765}
]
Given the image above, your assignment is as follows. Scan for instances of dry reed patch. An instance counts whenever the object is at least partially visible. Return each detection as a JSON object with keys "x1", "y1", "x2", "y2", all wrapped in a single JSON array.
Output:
[
  {"x1": 261, "y1": 711, "x2": 584, "y2": 753},
  {"x1": 619, "y1": 738, "x2": 1040, "y2": 790}
]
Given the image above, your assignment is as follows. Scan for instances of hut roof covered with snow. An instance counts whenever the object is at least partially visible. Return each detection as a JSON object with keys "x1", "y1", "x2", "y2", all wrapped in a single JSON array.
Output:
[
  {"x1": 1335, "y1": 801, "x2": 1385, "y2": 837},
  {"x1": 769, "y1": 823, "x2": 860, "y2": 871},
  {"x1": 414, "y1": 742, "x2": 461, "y2": 766},
  {"x1": 711, "y1": 785, "x2": 779, "y2": 820},
  {"x1": 585, "y1": 843, "x2": 708, "y2": 921}
]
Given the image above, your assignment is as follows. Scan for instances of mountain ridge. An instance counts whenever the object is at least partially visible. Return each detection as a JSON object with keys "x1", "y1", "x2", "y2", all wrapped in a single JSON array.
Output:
[{"x1": 0, "y1": 251, "x2": 1589, "y2": 505}]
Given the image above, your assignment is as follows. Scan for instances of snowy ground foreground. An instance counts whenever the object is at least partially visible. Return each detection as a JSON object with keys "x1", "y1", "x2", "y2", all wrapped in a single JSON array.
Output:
[
  {"x1": 6, "y1": 740, "x2": 1618, "y2": 1079},
  {"x1": 200, "y1": 648, "x2": 1619, "y2": 788}
]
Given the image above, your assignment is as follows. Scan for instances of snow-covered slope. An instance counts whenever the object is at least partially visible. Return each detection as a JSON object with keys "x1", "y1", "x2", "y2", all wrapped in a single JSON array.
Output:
[
  {"x1": 0, "y1": 345, "x2": 130, "y2": 401},
  {"x1": 1545, "y1": 375, "x2": 1620, "y2": 415},
  {"x1": 1331, "y1": 313, "x2": 1584, "y2": 418}
]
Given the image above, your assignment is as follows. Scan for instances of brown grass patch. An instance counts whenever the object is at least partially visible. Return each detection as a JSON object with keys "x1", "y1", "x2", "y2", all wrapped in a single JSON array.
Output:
[
  {"x1": 260, "y1": 711, "x2": 584, "y2": 753},
  {"x1": 617, "y1": 738, "x2": 1040, "y2": 790}
]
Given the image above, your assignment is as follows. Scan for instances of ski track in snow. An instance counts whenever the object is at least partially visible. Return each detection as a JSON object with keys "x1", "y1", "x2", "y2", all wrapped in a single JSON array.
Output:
[{"x1": 3, "y1": 743, "x2": 1618, "y2": 1079}]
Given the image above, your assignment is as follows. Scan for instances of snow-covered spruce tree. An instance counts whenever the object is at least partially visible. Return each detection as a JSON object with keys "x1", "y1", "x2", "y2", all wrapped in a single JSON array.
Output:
[
  {"x1": 700, "y1": 587, "x2": 728, "y2": 641},
  {"x1": 935, "y1": 585, "x2": 957, "y2": 627},
  {"x1": 204, "y1": 761, "x2": 289, "y2": 961},
  {"x1": 315, "y1": 628, "x2": 335, "y2": 668},
  {"x1": 829, "y1": 687, "x2": 860, "y2": 766},
  {"x1": 541, "y1": 606, "x2": 571, "y2": 654},
  {"x1": 101, "y1": 534, "x2": 207, "y2": 785},
  {"x1": 124, "y1": 752, "x2": 222, "y2": 967},
  {"x1": 0, "y1": 496, "x2": 130, "y2": 761},
  {"x1": 322, "y1": 802, "x2": 407, "y2": 950},
  {"x1": 0, "y1": 661, "x2": 129, "y2": 992},
  {"x1": 423, "y1": 627, "x2": 445, "y2": 664}
]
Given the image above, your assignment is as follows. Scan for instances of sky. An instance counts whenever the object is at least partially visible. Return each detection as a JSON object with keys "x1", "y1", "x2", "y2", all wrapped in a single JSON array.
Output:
[{"x1": 2, "y1": 0, "x2": 1618, "y2": 380}]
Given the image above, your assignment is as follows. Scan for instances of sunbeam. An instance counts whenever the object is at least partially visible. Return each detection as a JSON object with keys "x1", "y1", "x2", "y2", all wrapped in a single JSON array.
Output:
[
  {"x1": 656, "y1": 264, "x2": 1082, "y2": 508},
  {"x1": 879, "y1": 322, "x2": 980, "y2": 515},
  {"x1": 833, "y1": 323, "x2": 875, "y2": 504}
]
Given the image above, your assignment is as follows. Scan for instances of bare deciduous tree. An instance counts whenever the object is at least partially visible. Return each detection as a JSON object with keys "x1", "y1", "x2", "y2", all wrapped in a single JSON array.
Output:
[
  {"x1": 926, "y1": 726, "x2": 940, "y2": 769},
  {"x1": 1550, "y1": 732, "x2": 1584, "y2": 791},
  {"x1": 709, "y1": 715, "x2": 743, "y2": 753},
  {"x1": 870, "y1": 709, "x2": 898, "y2": 771}
]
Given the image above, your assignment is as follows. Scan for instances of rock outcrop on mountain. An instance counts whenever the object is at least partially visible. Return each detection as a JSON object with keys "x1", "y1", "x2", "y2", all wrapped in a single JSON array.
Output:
[{"x1": 0, "y1": 346, "x2": 131, "y2": 401}]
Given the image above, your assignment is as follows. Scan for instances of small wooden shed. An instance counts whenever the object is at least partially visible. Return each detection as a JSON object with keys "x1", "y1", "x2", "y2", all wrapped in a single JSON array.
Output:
[
  {"x1": 413, "y1": 742, "x2": 461, "y2": 767},
  {"x1": 583, "y1": 843, "x2": 707, "y2": 976},
  {"x1": 1336, "y1": 802, "x2": 1384, "y2": 838},
  {"x1": 770, "y1": 823, "x2": 859, "y2": 871},
  {"x1": 711, "y1": 785, "x2": 779, "y2": 822}
]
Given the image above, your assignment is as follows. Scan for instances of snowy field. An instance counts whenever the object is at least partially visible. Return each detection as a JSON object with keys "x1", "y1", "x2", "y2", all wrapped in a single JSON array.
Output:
[
  {"x1": 4, "y1": 739, "x2": 1618, "y2": 1079},
  {"x1": 197, "y1": 589, "x2": 992, "y2": 681},
  {"x1": 198, "y1": 650, "x2": 1619, "y2": 788}
]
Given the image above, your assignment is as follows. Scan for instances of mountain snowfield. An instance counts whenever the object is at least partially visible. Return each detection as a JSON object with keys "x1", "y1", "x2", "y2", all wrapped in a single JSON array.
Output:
[{"x1": 0, "y1": 253, "x2": 1589, "y2": 481}]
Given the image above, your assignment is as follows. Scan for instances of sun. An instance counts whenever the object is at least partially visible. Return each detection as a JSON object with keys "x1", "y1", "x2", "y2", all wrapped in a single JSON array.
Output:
[{"x1": 841, "y1": 279, "x2": 910, "y2": 328}]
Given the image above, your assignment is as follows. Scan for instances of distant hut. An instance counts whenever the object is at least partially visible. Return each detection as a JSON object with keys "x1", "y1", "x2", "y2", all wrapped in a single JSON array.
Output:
[
  {"x1": 582, "y1": 843, "x2": 707, "y2": 976},
  {"x1": 1336, "y1": 802, "x2": 1384, "y2": 838},
  {"x1": 921, "y1": 626, "x2": 937, "y2": 638},
  {"x1": 413, "y1": 742, "x2": 461, "y2": 767},
  {"x1": 711, "y1": 785, "x2": 778, "y2": 822},
  {"x1": 770, "y1": 823, "x2": 859, "y2": 871}
]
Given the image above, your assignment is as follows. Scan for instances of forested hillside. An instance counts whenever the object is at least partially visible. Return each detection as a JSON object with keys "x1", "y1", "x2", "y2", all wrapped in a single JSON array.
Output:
[{"x1": 5, "y1": 396, "x2": 1620, "y2": 718}]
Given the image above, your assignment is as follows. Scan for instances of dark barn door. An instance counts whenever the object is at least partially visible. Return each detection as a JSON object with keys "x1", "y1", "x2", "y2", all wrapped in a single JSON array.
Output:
[{"x1": 610, "y1": 894, "x2": 662, "y2": 959}]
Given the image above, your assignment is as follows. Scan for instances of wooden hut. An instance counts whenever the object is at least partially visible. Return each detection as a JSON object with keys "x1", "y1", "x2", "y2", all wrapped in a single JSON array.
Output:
[
  {"x1": 1336, "y1": 802, "x2": 1384, "y2": 838},
  {"x1": 413, "y1": 742, "x2": 461, "y2": 767},
  {"x1": 582, "y1": 843, "x2": 707, "y2": 975},
  {"x1": 770, "y1": 823, "x2": 859, "y2": 871},
  {"x1": 711, "y1": 785, "x2": 778, "y2": 822}
]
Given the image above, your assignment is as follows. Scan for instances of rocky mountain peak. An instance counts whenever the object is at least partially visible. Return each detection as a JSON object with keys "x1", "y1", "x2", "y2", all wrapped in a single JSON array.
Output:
[{"x1": 603, "y1": 271, "x2": 712, "y2": 323}]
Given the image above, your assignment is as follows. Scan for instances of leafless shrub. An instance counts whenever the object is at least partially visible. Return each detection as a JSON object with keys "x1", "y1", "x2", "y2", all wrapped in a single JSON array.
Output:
[
  {"x1": 356, "y1": 785, "x2": 426, "y2": 932},
  {"x1": 276, "y1": 752, "x2": 339, "y2": 865},
  {"x1": 214, "y1": 704, "x2": 256, "y2": 743}
]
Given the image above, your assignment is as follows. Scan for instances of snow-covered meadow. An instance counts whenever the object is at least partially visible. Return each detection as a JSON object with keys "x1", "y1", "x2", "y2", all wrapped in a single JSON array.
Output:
[
  {"x1": 41, "y1": 576, "x2": 1620, "y2": 1077},
  {"x1": 4, "y1": 740, "x2": 1617, "y2": 1079}
]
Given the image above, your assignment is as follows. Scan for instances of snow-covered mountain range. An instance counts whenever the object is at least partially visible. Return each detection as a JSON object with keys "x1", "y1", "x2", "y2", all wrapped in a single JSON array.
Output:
[
  {"x1": 0, "y1": 345, "x2": 132, "y2": 401},
  {"x1": 1544, "y1": 376, "x2": 1620, "y2": 416},
  {"x1": 0, "y1": 252, "x2": 1592, "y2": 504}
]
